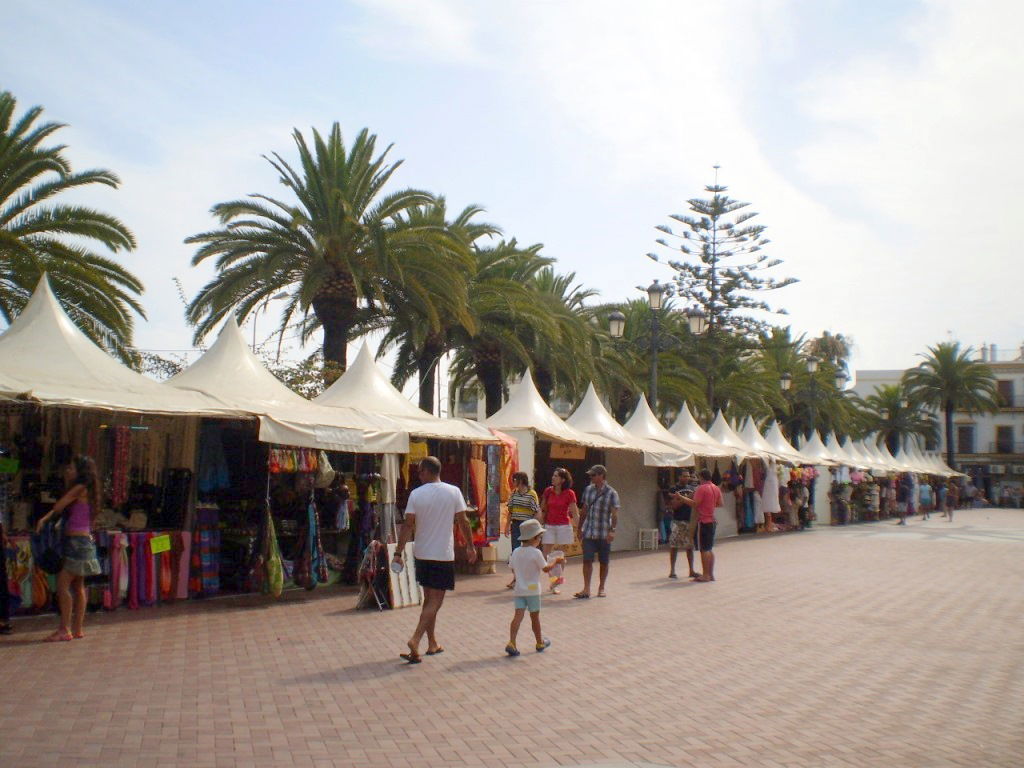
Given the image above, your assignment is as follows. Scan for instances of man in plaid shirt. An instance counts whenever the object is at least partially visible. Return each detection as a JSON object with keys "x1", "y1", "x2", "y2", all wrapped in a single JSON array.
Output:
[{"x1": 573, "y1": 465, "x2": 620, "y2": 599}]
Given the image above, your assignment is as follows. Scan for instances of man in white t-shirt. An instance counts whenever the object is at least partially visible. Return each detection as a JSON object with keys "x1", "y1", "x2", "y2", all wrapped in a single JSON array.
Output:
[{"x1": 393, "y1": 456, "x2": 477, "y2": 663}]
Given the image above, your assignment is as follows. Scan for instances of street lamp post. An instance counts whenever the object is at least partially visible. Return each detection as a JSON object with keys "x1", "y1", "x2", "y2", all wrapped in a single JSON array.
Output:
[
  {"x1": 252, "y1": 292, "x2": 289, "y2": 353},
  {"x1": 645, "y1": 280, "x2": 666, "y2": 410}
]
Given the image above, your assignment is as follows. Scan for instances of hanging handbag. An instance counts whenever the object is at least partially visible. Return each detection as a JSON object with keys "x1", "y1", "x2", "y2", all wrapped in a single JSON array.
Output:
[
  {"x1": 264, "y1": 508, "x2": 284, "y2": 598},
  {"x1": 31, "y1": 518, "x2": 64, "y2": 576}
]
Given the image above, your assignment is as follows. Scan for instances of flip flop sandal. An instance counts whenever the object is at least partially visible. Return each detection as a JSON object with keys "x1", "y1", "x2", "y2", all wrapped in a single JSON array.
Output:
[
  {"x1": 425, "y1": 647, "x2": 444, "y2": 656},
  {"x1": 597, "y1": 592, "x2": 607, "y2": 598},
  {"x1": 44, "y1": 631, "x2": 72, "y2": 643},
  {"x1": 73, "y1": 632, "x2": 86, "y2": 640},
  {"x1": 573, "y1": 592, "x2": 590, "y2": 600},
  {"x1": 399, "y1": 653, "x2": 422, "y2": 664}
]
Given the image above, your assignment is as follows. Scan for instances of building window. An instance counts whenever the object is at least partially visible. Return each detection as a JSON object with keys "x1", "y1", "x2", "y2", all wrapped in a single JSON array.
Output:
[
  {"x1": 957, "y1": 425, "x2": 975, "y2": 455},
  {"x1": 997, "y1": 379, "x2": 1014, "y2": 407},
  {"x1": 996, "y1": 426, "x2": 1014, "y2": 454}
]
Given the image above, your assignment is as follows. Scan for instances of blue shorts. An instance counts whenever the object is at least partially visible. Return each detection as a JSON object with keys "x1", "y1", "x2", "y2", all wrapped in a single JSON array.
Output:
[
  {"x1": 582, "y1": 537, "x2": 611, "y2": 564},
  {"x1": 514, "y1": 595, "x2": 541, "y2": 612}
]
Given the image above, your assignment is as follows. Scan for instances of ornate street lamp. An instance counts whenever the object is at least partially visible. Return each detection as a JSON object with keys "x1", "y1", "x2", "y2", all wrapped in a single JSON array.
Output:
[
  {"x1": 806, "y1": 355, "x2": 820, "y2": 374},
  {"x1": 646, "y1": 280, "x2": 666, "y2": 311},
  {"x1": 780, "y1": 372, "x2": 793, "y2": 392},
  {"x1": 608, "y1": 310, "x2": 626, "y2": 339},
  {"x1": 684, "y1": 305, "x2": 709, "y2": 336},
  {"x1": 835, "y1": 369, "x2": 849, "y2": 390}
]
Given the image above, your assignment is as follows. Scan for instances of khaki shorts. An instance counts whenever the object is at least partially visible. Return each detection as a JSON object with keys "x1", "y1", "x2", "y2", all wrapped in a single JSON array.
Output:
[{"x1": 669, "y1": 519, "x2": 695, "y2": 549}]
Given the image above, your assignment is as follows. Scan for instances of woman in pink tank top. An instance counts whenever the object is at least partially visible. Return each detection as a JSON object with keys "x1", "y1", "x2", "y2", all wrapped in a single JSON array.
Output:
[{"x1": 35, "y1": 455, "x2": 102, "y2": 642}]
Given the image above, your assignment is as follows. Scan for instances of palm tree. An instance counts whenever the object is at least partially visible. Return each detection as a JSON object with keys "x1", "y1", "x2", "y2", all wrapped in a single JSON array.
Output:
[
  {"x1": 864, "y1": 383, "x2": 937, "y2": 454},
  {"x1": 186, "y1": 124, "x2": 469, "y2": 380},
  {"x1": 805, "y1": 331, "x2": 852, "y2": 366},
  {"x1": 903, "y1": 342, "x2": 999, "y2": 470},
  {"x1": 0, "y1": 90, "x2": 142, "y2": 362},
  {"x1": 448, "y1": 240, "x2": 558, "y2": 416},
  {"x1": 377, "y1": 199, "x2": 499, "y2": 412},
  {"x1": 520, "y1": 268, "x2": 598, "y2": 404}
]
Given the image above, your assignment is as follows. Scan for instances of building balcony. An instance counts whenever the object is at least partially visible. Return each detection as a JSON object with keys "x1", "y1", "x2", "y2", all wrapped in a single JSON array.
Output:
[{"x1": 987, "y1": 441, "x2": 1024, "y2": 455}]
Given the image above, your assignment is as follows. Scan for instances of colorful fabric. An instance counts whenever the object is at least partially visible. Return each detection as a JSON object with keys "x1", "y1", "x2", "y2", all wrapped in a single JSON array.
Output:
[
  {"x1": 508, "y1": 489, "x2": 540, "y2": 521},
  {"x1": 579, "y1": 483, "x2": 620, "y2": 540}
]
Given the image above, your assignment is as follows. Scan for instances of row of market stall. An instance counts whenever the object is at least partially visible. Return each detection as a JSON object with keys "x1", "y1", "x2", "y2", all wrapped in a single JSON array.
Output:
[{"x1": 1, "y1": 276, "x2": 961, "y2": 618}]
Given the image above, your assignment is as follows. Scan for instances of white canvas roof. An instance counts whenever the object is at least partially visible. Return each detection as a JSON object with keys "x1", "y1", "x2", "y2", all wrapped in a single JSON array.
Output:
[
  {"x1": 876, "y1": 441, "x2": 907, "y2": 472},
  {"x1": 619, "y1": 395, "x2": 695, "y2": 466},
  {"x1": 764, "y1": 422, "x2": 819, "y2": 465},
  {"x1": 666, "y1": 403, "x2": 733, "y2": 458},
  {"x1": 485, "y1": 372, "x2": 623, "y2": 449},
  {"x1": 707, "y1": 411, "x2": 760, "y2": 461},
  {"x1": 862, "y1": 436, "x2": 897, "y2": 472},
  {"x1": 825, "y1": 432, "x2": 856, "y2": 466},
  {"x1": 739, "y1": 418, "x2": 792, "y2": 463},
  {"x1": 0, "y1": 276, "x2": 233, "y2": 416},
  {"x1": 315, "y1": 344, "x2": 496, "y2": 443},
  {"x1": 795, "y1": 431, "x2": 839, "y2": 466},
  {"x1": 167, "y1": 317, "x2": 408, "y2": 454}
]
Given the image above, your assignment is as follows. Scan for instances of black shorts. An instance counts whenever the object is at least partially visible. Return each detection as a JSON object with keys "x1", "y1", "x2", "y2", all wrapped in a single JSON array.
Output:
[
  {"x1": 696, "y1": 522, "x2": 717, "y2": 552},
  {"x1": 415, "y1": 558, "x2": 456, "y2": 591},
  {"x1": 582, "y1": 537, "x2": 611, "y2": 564}
]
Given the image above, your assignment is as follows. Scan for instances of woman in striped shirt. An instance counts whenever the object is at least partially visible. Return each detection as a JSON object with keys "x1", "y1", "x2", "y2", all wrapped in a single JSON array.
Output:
[{"x1": 505, "y1": 472, "x2": 540, "y2": 589}]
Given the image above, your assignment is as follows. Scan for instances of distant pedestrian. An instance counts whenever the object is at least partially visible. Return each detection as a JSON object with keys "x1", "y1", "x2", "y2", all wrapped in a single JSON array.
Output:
[
  {"x1": 505, "y1": 472, "x2": 540, "y2": 589},
  {"x1": 666, "y1": 469, "x2": 700, "y2": 579},
  {"x1": 936, "y1": 480, "x2": 947, "y2": 520},
  {"x1": 539, "y1": 468, "x2": 578, "y2": 594},
  {"x1": 393, "y1": 457, "x2": 477, "y2": 664},
  {"x1": 919, "y1": 479, "x2": 933, "y2": 520},
  {"x1": 946, "y1": 480, "x2": 960, "y2": 521},
  {"x1": 896, "y1": 475, "x2": 910, "y2": 525},
  {"x1": 692, "y1": 469, "x2": 723, "y2": 582},
  {"x1": 505, "y1": 519, "x2": 561, "y2": 656},
  {"x1": 574, "y1": 465, "x2": 620, "y2": 599}
]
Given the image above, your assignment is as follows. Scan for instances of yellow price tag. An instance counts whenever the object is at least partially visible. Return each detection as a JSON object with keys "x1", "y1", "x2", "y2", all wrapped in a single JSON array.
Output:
[{"x1": 150, "y1": 534, "x2": 172, "y2": 554}]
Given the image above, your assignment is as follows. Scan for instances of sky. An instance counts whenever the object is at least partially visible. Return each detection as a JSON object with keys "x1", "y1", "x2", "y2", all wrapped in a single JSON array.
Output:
[{"x1": 4, "y1": 0, "x2": 1024, "y2": 386}]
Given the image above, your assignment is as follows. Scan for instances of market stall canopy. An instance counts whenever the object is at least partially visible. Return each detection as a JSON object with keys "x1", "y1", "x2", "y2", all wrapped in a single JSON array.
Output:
[
  {"x1": 167, "y1": 317, "x2": 408, "y2": 454},
  {"x1": 666, "y1": 403, "x2": 734, "y2": 458},
  {"x1": 795, "y1": 431, "x2": 839, "y2": 467},
  {"x1": 764, "y1": 422, "x2": 821, "y2": 466},
  {"x1": 485, "y1": 372, "x2": 625, "y2": 449},
  {"x1": 862, "y1": 435, "x2": 898, "y2": 472},
  {"x1": 0, "y1": 276, "x2": 234, "y2": 416},
  {"x1": 825, "y1": 432, "x2": 857, "y2": 467},
  {"x1": 739, "y1": 418, "x2": 792, "y2": 464},
  {"x1": 851, "y1": 439, "x2": 889, "y2": 473},
  {"x1": 619, "y1": 394, "x2": 695, "y2": 466},
  {"x1": 315, "y1": 344, "x2": 496, "y2": 443},
  {"x1": 876, "y1": 441, "x2": 906, "y2": 473},
  {"x1": 707, "y1": 411, "x2": 760, "y2": 461}
]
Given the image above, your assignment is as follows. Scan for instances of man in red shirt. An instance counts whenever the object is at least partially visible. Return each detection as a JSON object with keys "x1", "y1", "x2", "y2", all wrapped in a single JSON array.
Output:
[{"x1": 692, "y1": 469, "x2": 723, "y2": 582}]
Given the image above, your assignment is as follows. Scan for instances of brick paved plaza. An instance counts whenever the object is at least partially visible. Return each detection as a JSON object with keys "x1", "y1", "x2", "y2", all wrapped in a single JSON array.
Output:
[{"x1": 2, "y1": 508, "x2": 1022, "y2": 768}]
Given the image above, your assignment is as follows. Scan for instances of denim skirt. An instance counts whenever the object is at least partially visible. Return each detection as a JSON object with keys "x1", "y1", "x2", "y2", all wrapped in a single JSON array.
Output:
[{"x1": 63, "y1": 535, "x2": 102, "y2": 577}]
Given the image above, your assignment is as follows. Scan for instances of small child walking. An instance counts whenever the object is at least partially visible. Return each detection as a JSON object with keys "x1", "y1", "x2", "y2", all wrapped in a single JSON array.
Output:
[{"x1": 506, "y1": 519, "x2": 563, "y2": 656}]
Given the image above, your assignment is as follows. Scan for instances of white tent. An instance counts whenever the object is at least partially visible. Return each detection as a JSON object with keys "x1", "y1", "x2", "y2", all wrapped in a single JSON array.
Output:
[
  {"x1": 0, "y1": 276, "x2": 233, "y2": 416},
  {"x1": 876, "y1": 441, "x2": 908, "y2": 473},
  {"x1": 315, "y1": 344, "x2": 496, "y2": 444},
  {"x1": 862, "y1": 435, "x2": 898, "y2": 473},
  {"x1": 619, "y1": 395, "x2": 695, "y2": 467},
  {"x1": 485, "y1": 372, "x2": 623, "y2": 449},
  {"x1": 666, "y1": 403, "x2": 734, "y2": 458},
  {"x1": 168, "y1": 317, "x2": 408, "y2": 454},
  {"x1": 739, "y1": 418, "x2": 791, "y2": 463},
  {"x1": 825, "y1": 432, "x2": 857, "y2": 467},
  {"x1": 707, "y1": 411, "x2": 760, "y2": 461},
  {"x1": 567, "y1": 384, "x2": 690, "y2": 467},
  {"x1": 795, "y1": 431, "x2": 839, "y2": 467},
  {"x1": 764, "y1": 422, "x2": 819, "y2": 466}
]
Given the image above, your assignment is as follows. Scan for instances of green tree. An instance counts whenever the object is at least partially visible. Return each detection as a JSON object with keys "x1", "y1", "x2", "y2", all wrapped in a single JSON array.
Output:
[
  {"x1": 805, "y1": 331, "x2": 853, "y2": 366},
  {"x1": 649, "y1": 178, "x2": 796, "y2": 411},
  {"x1": 0, "y1": 90, "x2": 142, "y2": 362},
  {"x1": 186, "y1": 124, "x2": 470, "y2": 381},
  {"x1": 903, "y1": 342, "x2": 999, "y2": 470},
  {"x1": 377, "y1": 199, "x2": 498, "y2": 412},
  {"x1": 864, "y1": 383, "x2": 937, "y2": 455},
  {"x1": 448, "y1": 240, "x2": 557, "y2": 416}
]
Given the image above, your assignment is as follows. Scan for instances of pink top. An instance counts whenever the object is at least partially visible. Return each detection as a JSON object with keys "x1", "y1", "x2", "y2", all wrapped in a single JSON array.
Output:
[
  {"x1": 693, "y1": 482, "x2": 723, "y2": 524},
  {"x1": 65, "y1": 499, "x2": 92, "y2": 534}
]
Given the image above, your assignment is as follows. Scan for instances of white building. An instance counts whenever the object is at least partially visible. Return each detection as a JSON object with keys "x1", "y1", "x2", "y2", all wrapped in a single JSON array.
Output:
[{"x1": 854, "y1": 343, "x2": 1024, "y2": 504}]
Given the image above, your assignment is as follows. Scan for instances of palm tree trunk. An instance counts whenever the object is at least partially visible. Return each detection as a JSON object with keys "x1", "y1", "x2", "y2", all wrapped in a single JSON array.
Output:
[
  {"x1": 313, "y1": 290, "x2": 355, "y2": 385},
  {"x1": 474, "y1": 345, "x2": 504, "y2": 417},
  {"x1": 536, "y1": 366, "x2": 554, "y2": 404},
  {"x1": 416, "y1": 335, "x2": 444, "y2": 414},
  {"x1": 945, "y1": 400, "x2": 956, "y2": 470}
]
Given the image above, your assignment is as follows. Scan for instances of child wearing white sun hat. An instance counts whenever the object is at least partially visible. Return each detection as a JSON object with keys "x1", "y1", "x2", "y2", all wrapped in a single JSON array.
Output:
[{"x1": 506, "y1": 518, "x2": 564, "y2": 656}]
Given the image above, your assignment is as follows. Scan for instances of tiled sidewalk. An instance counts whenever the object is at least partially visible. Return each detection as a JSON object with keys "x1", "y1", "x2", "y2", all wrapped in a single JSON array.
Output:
[{"x1": 2, "y1": 508, "x2": 1022, "y2": 767}]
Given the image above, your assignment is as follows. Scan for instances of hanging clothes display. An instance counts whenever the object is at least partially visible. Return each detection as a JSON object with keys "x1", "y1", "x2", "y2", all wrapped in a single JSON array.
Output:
[
  {"x1": 379, "y1": 453, "x2": 399, "y2": 543},
  {"x1": 197, "y1": 424, "x2": 231, "y2": 494},
  {"x1": 761, "y1": 460, "x2": 782, "y2": 518}
]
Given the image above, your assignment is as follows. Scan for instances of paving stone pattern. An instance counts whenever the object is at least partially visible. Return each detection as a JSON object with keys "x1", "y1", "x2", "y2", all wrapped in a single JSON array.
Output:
[{"x1": 2, "y1": 508, "x2": 1022, "y2": 767}]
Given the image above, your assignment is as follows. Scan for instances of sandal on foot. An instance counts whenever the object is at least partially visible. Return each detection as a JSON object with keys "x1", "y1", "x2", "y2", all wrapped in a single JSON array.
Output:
[
  {"x1": 425, "y1": 647, "x2": 444, "y2": 656},
  {"x1": 399, "y1": 652, "x2": 422, "y2": 664},
  {"x1": 45, "y1": 630, "x2": 72, "y2": 643},
  {"x1": 505, "y1": 644, "x2": 521, "y2": 657},
  {"x1": 536, "y1": 638, "x2": 551, "y2": 652},
  {"x1": 596, "y1": 591, "x2": 607, "y2": 598},
  {"x1": 72, "y1": 631, "x2": 85, "y2": 640},
  {"x1": 572, "y1": 592, "x2": 590, "y2": 600}
]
